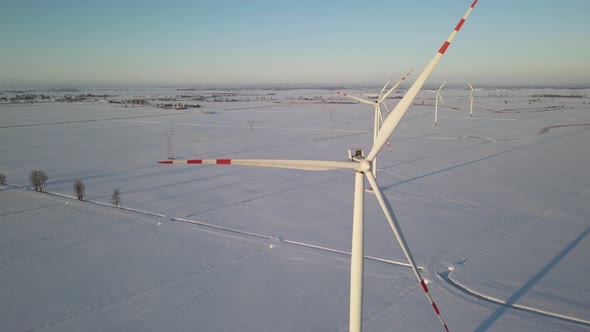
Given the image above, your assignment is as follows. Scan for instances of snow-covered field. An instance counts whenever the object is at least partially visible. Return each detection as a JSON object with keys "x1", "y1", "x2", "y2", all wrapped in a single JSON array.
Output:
[{"x1": 1, "y1": 87, "x2": 589, "y2": 331}]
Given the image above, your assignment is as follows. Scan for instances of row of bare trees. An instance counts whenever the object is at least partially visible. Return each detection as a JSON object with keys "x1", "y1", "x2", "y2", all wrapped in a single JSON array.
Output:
[
  {"x1": 1, "y1": 170, "x2": 123, "y2": 208},
  {"x1": 2, "y1": 171, "x2": 123, "y2": 208},
  {"x1": 0, "y1": 170, "x2": 122, "y2": 208},
  {"x1": 72, "y1": 180, "x2": 121, "y2": 207},
  {"x1": 71, "y1": 180, "x2": 121, "y2": 207}
]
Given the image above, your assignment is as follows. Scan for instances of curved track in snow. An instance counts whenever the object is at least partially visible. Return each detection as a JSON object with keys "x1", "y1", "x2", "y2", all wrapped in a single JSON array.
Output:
[
  {"x1": 441, "y1": 270, "x2": 590, "y2": 327},
  {"x1": 379, "y1": 165, "x2": 590, "y2": 329}
]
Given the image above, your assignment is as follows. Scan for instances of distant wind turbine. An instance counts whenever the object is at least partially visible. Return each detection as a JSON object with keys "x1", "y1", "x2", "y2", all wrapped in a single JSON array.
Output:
[
  {"x1": 336, "y1": 68, "x2": 414, "y2": 178},
  {"x1": 157, "y1": 1, "x2": 478, "y2": 331},
  {"x1": 427, "y1": 81, "x2": 447, "y2": 126},
  {"x1": 468, "y1": 81, "x2": 483, "y2": 117}
]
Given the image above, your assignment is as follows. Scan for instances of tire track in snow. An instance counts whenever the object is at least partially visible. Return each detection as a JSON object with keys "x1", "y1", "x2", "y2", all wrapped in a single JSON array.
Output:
[
  {"x1": 380, "y1": 170, "x2": 590, "y2": 328},
  {"x1": 538, "y1": 123, "x2": 590, "y2": 134},
  {"x1": 376, "y1": 169, "x2": 514, "y2": 328},
  {"x1": 454, "y1": 185, "x2": 588, "y2": 266},
  {"x1": 32, "y1": 246, "x2": 270, "y2": 331},
  {"x1": 430, "y1": 188, "x2": 590, "y2": 325},
  {"x1": 379, "y1": 169, "x2": 506, "y2": 268},
  {"x1": 123, "y1": 119, "x2": 368, "y2": 134},
  {"x1": 362, "y1": 283, "x2": 421, "y2": 325},
  {"x1": 186, "y1": 174, "x2": 350, "y2": 218},
  {"x1": 381, "y1": 139, "x2": 493, "y2": 171},
  {"x1": 378, "y1": 127, "x2": 590, "y2": 328},
  {"x1": 441, "y1": 270, "x2": 590, "y2": 327},
  {"x1": 282, "y1": 239, "x2": 421, "y2": 269},
  {"x1": 0, "y1": 185, "x2": 161, "y2": 265},
  {"x1": 3, "y1": 183, "x2": 419, "y2": 271},
  {"x1": 1, "y1": 221, "x2": 156, "y2": 266},
  {"x1": 0, "y1": 112, "x2": 185, "y2": 129}
]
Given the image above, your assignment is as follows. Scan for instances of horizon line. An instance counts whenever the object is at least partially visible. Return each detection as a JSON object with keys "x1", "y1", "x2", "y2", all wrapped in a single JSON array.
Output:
[{"x1": 2, "y1": 80, "x2": 590, "y2": 90}]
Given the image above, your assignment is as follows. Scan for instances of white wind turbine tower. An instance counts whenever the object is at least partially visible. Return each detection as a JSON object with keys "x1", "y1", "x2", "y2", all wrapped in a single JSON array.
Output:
[
  {"x1": 158, "y1": 1, "x2": 477, "y2": 331},
  {"x1": 336, "y1": 68, "x2": 414, "y2": 178},
  {"x1": 468, "y1": 81, "x2": 483, "y2": 117},
  {"x1": 427, "y1": 81, "x2": 447, "y2": 126}
]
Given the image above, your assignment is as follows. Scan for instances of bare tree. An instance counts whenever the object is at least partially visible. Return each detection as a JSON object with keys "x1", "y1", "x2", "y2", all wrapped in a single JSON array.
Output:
[
  {"x1": 29, "y1": 170, "x2": 48, "y2": 192},
  {"x1": 29, "y1": 170, "x2": 40, "y2": 191},
  {"x1": 111, "y1": 188, "x2": 121, "y2": 208},
  {"x1": 73, "y1": 180, "x2": 85, "y2": 201},
  {"x1": 0, "y1": 173, "x2": 6, "y2": 185},
  {"x1": 38, "y1": 171, "x2": 48, "y2": 193}
]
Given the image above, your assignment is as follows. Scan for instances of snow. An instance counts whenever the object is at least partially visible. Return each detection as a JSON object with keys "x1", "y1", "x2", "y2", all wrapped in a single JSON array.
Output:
[{"x1": 1, "y1": 87, "x2": 589, "y2": 331}]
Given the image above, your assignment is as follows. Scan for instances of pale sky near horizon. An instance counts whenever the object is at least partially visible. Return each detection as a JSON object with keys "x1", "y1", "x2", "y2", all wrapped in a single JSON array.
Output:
[{"x1": 1, "y1": 0, "x2": 589, "y2": 86}]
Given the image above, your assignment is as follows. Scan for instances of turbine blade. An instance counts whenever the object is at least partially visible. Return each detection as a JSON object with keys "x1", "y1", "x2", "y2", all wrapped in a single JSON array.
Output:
[
  {"x1": 383, "y1": 101, "x2": 391, "y2": 115},
  {"x1": 365, "y1": 172, "x2": 450, "y2": 332},
  {"x1": 379, "y1": 68, "x2": 414, "y2": 102},
  {"x1": 438, "y1": 93, "x2": 445, "y2": 105},
  {"x1": 336, "y1": 91, "x2": 375, "y2": 106},
  {"x1": 367, "y1": 0, "x2": 478, "y2": 162},
  {"x1": 158, "y1": 159, "x2": 359, "y2": 171},
  {"x1": 468, "y1": 81, "x2": 474, "y2": 91},
  {"x1": 379, "y1": 74, "x2": 395, "y2": 98},
  {"x1": 437, "y1": 81, "x2": 446, "y2": 105}
]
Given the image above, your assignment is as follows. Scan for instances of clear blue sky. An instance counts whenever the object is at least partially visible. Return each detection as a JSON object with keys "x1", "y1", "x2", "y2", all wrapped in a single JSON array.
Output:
[{"x1": 1, "y1": 0, "x2": 589, "y2": 86}]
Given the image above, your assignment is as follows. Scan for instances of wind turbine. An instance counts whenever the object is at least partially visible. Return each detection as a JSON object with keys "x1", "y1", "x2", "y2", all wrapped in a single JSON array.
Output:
[
  {"x1": 468, "y1": 81, "x2": 483, "y2": 117},
  {"x1": 158, "y1": 1, "x2": 477, "y2": 331},
  {"x1": 427, "y1": 81, "x2": 447, "y2": 126},
  {"x1": 336, "y1": 69, "x2": 414, "y2": 178}
]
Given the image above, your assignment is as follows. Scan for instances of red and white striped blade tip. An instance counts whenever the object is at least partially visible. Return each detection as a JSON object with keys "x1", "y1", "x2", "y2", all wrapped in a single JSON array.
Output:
[{"x1": 158, "y1": 159, "x2": 230, "y2": 165}]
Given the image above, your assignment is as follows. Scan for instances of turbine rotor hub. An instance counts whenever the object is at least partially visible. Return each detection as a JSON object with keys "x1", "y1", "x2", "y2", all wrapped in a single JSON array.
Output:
[{"x1": 358, "y1": 159, "x2": 371, "y2": 173}]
